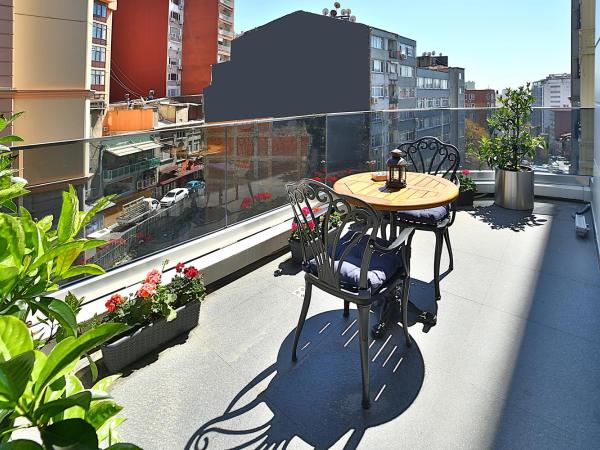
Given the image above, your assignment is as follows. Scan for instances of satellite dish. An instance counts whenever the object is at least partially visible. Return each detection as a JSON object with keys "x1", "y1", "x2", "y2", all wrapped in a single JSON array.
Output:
[
  {"x1": 330, "y1": 9, "x2": 337, "y2": 17},
  {"x1": 422, "y1": 52, "x2": 426, "y2": 56},
  {"x1": 334, "y1": 2, "x2": 341, "y2": 8},
  {"x1": 350, "y1": 15, "x2": 356, "y2": 22},
  {"x1": 322, "y1": 8, "x2": 329, "y2": 15},
  {"x1": 347, "y1": 8, "x2": 352, "y2": 14},
  {"x1": 432, "y1": 50, "x2": 436, "y2": 56},
  {"x1": 341, "y1": 9, "x2": 347, "y2": 15}
]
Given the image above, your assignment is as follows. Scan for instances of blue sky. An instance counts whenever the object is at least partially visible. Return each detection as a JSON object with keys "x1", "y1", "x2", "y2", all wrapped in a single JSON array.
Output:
[{"x1": 234, "y1": 0, "x2": 571, "y2": 91}]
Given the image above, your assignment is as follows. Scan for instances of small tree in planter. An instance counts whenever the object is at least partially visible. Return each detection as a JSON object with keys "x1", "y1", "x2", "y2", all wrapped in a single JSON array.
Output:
[
  {"x1": 479, "y1": 84, "x2": 544, "y2": 210},
  {"x1": 101, "y1": 263, "x2": 206, "y2": 372},
  {"x1": 456, "y1": 169, "x2": 477, "y2": 207}
]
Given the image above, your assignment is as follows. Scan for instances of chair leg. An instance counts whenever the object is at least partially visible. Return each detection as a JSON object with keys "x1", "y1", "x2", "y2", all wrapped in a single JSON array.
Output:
[
  {"x1": 444, "y1": 228, "x2": 454, "y2": 272},
  {"x1": 357, "y1": 305, "x2": 371, "y2": 409},
  {"x1": 343, "y1": 301, "x2": 350, "y2": 317},
  {"x1": 434, "y1": 230, "x2": 444, "y2": 300},
  {"x1": 401, "y1": 276, "x2": 412, "y2": 347},
  {"x1": 292, "y1": 281, "x2": 312, "y2": 362}
]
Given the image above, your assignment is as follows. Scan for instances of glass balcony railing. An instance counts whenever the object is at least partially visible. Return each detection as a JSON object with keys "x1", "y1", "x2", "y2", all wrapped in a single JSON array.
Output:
[
  {"x1": 103, "y1": 157, "x2": 161, "y2": 181},
  {"x1": 12, "y1": 107, "x2": 593, "y2": 281}
]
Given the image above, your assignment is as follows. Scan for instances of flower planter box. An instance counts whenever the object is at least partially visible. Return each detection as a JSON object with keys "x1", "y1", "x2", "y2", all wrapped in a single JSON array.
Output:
[
  {"x1": 289, "y1": 229, "x2": 338, "y2": 264},
  {"x1": 455, "y1": 190, "x2": 475, "y2": 208},
  {"x1": 101, "y1": 300, "x2": 201, "y2": 373}
]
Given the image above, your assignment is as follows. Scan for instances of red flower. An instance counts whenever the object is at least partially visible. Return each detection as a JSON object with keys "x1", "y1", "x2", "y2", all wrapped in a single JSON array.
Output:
[
  {"x1": 254, "y1": 192, "x2": 272, "y2": 202},
  {"x1": 313, "y1": 206, "x2": 321, "y2": 213},
  {"x1": 145, "y1": 269, "x2": 161, "y2": 285},
  {"x1": 462, "y1": 169, "x2": 471, "y2": 176},
  {"x1": 105, "y1": 293, "x2": 124, "y2": 313},
  {"x1": 175, "y1": 262, "x2": 185, "y2": 273},
  {"x1": 325, "y1": 176, "x2": 338, "y2": 183},
  {"x1": 184, "y1": 266, "x2": 200, "y2": 279},
  {"x1": 311, "y1": 176, "x2": 321, "y2": 182},
  {"x1": 138, "y1": 282, "x2": 156, "y2": 298},
  {"x1": 240, "y1": 196, "x2": 253, "y2": 209}
]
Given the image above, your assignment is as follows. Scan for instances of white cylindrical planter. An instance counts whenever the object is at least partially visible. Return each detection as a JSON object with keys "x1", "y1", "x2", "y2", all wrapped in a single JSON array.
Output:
[{"x1": 494, "y1": 167, "x2": 534, "y2": 210}]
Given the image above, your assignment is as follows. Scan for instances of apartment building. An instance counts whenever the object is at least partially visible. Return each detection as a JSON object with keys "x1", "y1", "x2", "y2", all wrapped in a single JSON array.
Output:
[
  {"x1": 111, "y1": 0, "x2": 233, "y2": 101},
  {"x1": 572, "y1": 0, "x2": 595, "y2": 176},
  {"x1": 0, "y1": 0, "x2": 116, "y2": 220},
  {"x1": 415, "y1": 55, "x2": 465, "y2": 150},
  {"x1": 464, "y1": 89, "x2": 496, "y2": 108}
]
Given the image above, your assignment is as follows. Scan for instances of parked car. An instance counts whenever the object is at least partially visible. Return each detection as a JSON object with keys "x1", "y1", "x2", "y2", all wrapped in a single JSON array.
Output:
[
  {"x1": 116, "y1": 197, "x2": 160, "y2": 226},
  {"x1": 160, "y1": 188, "x2": 189, "y2": 208},
  {"x1": 185, "y1": 180, "x2": 205, "y2": 192}
]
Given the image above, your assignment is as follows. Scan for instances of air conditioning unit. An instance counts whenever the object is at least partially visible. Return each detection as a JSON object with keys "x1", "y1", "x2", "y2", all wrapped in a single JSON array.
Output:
[{"x1": 177, "y1": 65, "x2": 182, "y2": 70}]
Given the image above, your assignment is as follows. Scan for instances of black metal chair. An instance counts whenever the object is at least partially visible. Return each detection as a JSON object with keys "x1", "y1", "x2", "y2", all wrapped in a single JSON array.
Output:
[
  {"x1": 286, "y1": 179, "x2": 412, "y2": 409},
  {"x1": 394, "y1": 136, "x2": 460, "y2": 300}
]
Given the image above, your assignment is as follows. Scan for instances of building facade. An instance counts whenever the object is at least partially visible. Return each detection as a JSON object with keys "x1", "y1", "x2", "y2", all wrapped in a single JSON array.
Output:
[
  {"x1": 0, "y1": 0, "x2": 116, "y2": 220},
  {"x1": 415, "y1": 56, "x2": 465, "y2": 151},
  {"x1": 110, "y1": 0, "x2": 233, "y2": 102},
  {"x1": 465, "y1": 89, "x2": 496, "y2": 108}
]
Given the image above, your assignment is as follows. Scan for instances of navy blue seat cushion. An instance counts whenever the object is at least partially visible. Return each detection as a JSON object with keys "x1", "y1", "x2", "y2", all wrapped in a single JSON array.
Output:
[
  {"x1": 304, "y1": 231, "x2": 403, "y2": 293},
  {"x1": 396, "y1": 206, "x2": 449, "y2": 225}
]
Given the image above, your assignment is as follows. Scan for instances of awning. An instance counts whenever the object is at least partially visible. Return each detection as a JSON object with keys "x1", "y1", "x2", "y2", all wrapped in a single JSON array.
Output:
[{"x1": 105, "y1": 141, "x2": 162, "y2": 157}]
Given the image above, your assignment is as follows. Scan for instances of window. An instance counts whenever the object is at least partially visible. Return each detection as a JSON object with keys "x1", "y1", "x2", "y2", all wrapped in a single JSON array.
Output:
[
  {"x1": 371, "y1": 85, "x2": 384, "y2": 98},
  {"x1": 399, "y1": 65, "x2": 413, "y2": 77},
  {"x1": 441, "y1": 79, "x2": 448, "y2": 89},
  {"x1": 387, "y1": 62, "x2": 397, "y2": 73},
  {"x1": 91, "y1": 69, "x2": 105, "y2": 86},
  {"x1": 169, "y1": 26, "x2": 181, "y2": 41},
  {"x1": 91, "y1": 45, "x2": 105, "y2": 62},
  {"x1": 168, "y1": 73, "x2": 179, "y2": 81},
  {"x1": 417, "y1": 98, "x2": 425, "y2": 108},
  {"x1": 441, "y1": 98, "x2": 449, "y2": 107},
  {"x1": 406, "y1": 45, "x2": 414, "y2": 57},
  {"x1": 168, "y1": 88, "x2": 180, "y2": 97},
  {"x1": 92, "y1": 23, "x2": 107, "y2": 41},
  {"x1": 169, "y1": 57, "x2": 179, "y2": 67},
  {"x1": 371, "y1": 35, "x2": 384, "y2": 49},
  {"x1": 417, "y1": 77, "x2": 424, "y2": 88},
  {"x1": 93, "y1": 2, "x2": 107, "y2": 18},
  {"x1": 170, "y1": 11, "x2": 181, "y2": 22},
  {"x1": 458, "y1": 73, "x2": 462, "y2": 80},
  {"x1": 372, "y1": 59, "x2": 384, "y2": 72},
  {"x1": 433, "y1": 78, "x2": 440, "y2": 89}
]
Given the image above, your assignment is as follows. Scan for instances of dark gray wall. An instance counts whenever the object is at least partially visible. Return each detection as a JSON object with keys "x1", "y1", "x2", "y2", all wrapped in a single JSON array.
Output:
[{"x1": 204, "y1": 11, "x2": 371, "y2": 122}]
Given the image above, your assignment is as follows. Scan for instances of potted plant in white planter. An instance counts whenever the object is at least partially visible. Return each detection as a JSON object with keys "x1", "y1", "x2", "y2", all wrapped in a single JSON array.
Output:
[
  {"x1": 101, "y1": 262, "x2": 206, "y2": 372},
  {"x1": 479, "y1": 84, "x2": 544, "y2": 210}
]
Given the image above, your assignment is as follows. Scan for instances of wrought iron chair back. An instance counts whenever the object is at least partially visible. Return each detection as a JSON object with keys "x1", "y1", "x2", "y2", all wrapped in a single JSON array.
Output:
[
  {"x1": 286, "y1": 179, "x2": 387, "y2": 296},
  {"x1": 397, "y1": 136, "x2": 460, "y2": 180}
]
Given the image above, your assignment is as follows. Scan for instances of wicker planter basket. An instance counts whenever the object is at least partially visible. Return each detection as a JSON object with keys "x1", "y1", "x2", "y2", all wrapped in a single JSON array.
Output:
[{"x1": 101, "y1": 300, "x2": 201, "y2": 373}]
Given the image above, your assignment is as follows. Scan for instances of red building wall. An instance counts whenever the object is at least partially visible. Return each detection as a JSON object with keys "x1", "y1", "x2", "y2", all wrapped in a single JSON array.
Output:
[
  {"x1": 465, "y1": 89, "x2": 496, "y2": 107},
  {"x1": 110, "y1": 0, "x2": 169, "y2": 102},
  {"x1": 182, "y1": 0, "x2": 219, "y2": 95}
]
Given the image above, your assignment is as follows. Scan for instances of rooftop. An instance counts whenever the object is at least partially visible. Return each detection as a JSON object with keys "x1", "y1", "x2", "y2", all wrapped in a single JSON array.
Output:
[{"x1": 107, "y1": 199, "x2": 600, "y2": 449}]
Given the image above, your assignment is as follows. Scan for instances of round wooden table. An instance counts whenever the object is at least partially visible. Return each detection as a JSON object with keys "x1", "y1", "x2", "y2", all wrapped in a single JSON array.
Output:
[
  {"x1": 333, "y1": 172, "x2": 459, "y2": 211},
  {"x1": 333, "y1": 171, "x2": 457, "y2": 336}
]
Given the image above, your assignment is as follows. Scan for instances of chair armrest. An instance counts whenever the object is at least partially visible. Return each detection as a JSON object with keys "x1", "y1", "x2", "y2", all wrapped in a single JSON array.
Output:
[{"x1": 370, "y1": 227, "x2": 414, "y2": 253}]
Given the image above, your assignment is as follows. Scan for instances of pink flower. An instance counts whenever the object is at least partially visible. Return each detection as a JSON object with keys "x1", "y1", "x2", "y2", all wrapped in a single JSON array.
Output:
[
  {"x1": 138, "y1": 283, "x2": 156, "y2": 298},
  {"x1": 307, "y1": 220, "x2": 315, "y2": 230},
  {"x1": 240, "y1": 196, "x2": 253, "y2": 209},
  {"x1": 291, "y1": 222, "x2": 299, "y2": 231},
  {"x1": 175, "y1": 262, "x2": 185, "y2": 273},
  {"x1": 462, "y1": 169, "x2": 471, "y2": 176},
  {"x1": 301, "y1": 207, "x2": 310, "y2": 216},
  {"x1": 145, "y1": 269, "x2": 161, "y2": 285}
]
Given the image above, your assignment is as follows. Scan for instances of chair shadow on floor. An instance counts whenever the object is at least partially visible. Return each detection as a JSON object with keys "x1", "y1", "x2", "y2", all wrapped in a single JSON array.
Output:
[
  {"x1": 186, "y1": 309, "x2": 425, "y2": 450},
  {"x1": 469, "y1": 204, "x2": 547, "y2": 231}
]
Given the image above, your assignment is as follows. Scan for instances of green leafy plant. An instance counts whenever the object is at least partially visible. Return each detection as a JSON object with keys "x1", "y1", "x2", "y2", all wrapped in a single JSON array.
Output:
[
  {"x1": 479, "y1": 84, "x2": 544, "y2": 171},
  {"x1": 0, "y1": 315, "x2": 139, "y2": 449},
  {"x1": 457, "y1": 170, "x2": 477, "y2": 193},
  {"x1": 105, "y1": 264, "x2": 205, "y2": 328},
  {"x1": 290, "y1": 207, "x2": 343, "y2": 241},
  {"x1": 0, "y1": 183, "x2": 113, "y2": 340}
]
